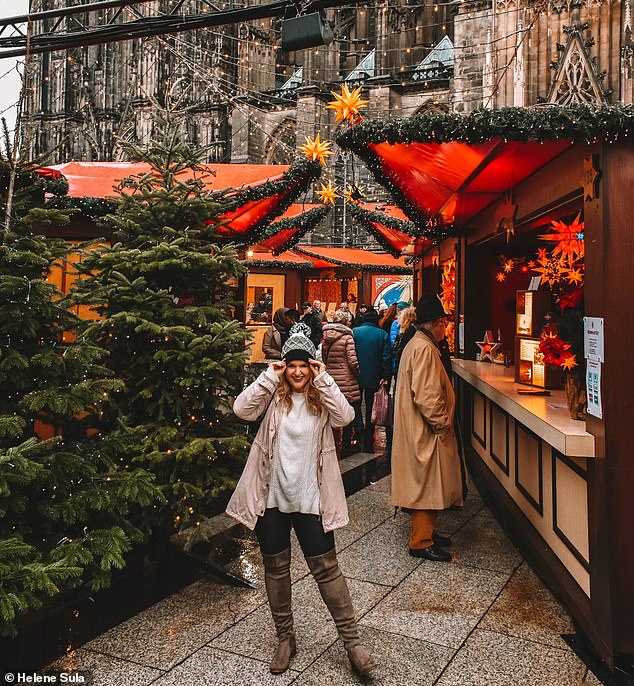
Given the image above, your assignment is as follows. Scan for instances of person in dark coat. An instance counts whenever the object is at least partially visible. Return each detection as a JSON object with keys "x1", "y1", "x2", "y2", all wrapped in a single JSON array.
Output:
[
  {"x1": 322, "y1": 311, "x2": 363, "y2": 457},
  {"x1": 301, "y1": 307, "x2": 324, "y2": 348},
  {"x1": 262, "y1": 307, "x2": 289, "y2": 359},
  {"x1": 352, "y1": 303, "x2": 369, "y2": 328},
  {"x1": 352, "y1": 307, "x2": 392, "y2": 452}
]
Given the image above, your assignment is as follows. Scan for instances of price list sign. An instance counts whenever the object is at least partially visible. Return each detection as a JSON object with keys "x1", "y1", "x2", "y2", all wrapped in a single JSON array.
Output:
[{"x1": 584, "y1": 317, "x2": 604, "y2": 419}]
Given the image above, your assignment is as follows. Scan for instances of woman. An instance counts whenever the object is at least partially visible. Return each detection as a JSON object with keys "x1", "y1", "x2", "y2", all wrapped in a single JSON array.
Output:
[
  {"x1": 262, "y1": 307, "x2": 289, "y2": 359},
  {"x1": 380, "y1": 302, "x2": 397, "y2": 334},
  {"x1": 321, "y1": 310, "x2": 363, "y2": 458},
  {"x1": 393, "y1": 305, "x2": 418, "y2": 376},
  {"x1": 227, "y1": 323, "x2": 377, "y2": 676}
]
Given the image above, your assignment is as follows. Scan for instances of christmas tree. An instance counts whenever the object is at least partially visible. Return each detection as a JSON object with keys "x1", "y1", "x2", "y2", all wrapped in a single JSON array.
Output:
[
  {"x1": 0, "y1": 125, "x2": 160, "y2": 637},
  {"x1": 72, "y1": 121, "x2": 252, "y2": 543}
]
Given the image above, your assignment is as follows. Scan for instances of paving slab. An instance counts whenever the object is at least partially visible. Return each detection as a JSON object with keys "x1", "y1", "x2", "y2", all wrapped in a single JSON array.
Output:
[
  {"x1": 83, "y1": 579, "x2": 265, "y2": 671},
  {"x1": 337, "y1": 516, "x2": 419, "y2": 587},
  {"x1": 361, "y1": 560, "x2": 510, "y2": 649},
  {"x1": 210, "y1": 575, "x2": 389, "y2": 671},
  {"x1": 151, "y1": 646, "x2": 299, "y2": 686},
  {"x1": 436, "y1": 628, "x2": 591, "y2": 686},
  {"x1": 345, "y1": 486, "x2": 394, "y2": 533},
  {"x1": 450, "y1": 511, "x2": 524, "y2": 575},
  {"x1": 294, "y1": 624, "x2": 455, "y2": 686},
  {"x1": 479, "y1": 562, "x2": 575, "y2": 651},
  {"x1": 48, "y1": 648, "x2": 163, "y2": 686}
]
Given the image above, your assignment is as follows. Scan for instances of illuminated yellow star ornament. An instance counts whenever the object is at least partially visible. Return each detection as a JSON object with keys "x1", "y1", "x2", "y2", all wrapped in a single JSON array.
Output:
[
  {"x1": 326, "y1": 84, "x2": 369, "y2": 122},
  {"x1": 299, "y1": 133, "x2": 332, "y2": 166},
  {"x1": 317, "y1": 181, "x2": 340, "y2": 205}
]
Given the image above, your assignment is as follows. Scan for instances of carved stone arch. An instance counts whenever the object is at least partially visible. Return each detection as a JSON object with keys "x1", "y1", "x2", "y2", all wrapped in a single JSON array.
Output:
[
  {"x1": 548, "y1": 28, "x2": 607, "y2": 104},
  {"x1": 265, "y1": 118, "x2": 296, "y2": 165},
  {"x1": 413, "y1": 101, "x2": 450, "y2": 115}
]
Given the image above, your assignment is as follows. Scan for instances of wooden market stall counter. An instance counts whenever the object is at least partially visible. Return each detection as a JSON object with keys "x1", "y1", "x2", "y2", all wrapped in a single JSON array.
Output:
[{"x1": 452, "y1": 359, "x2": 595, "y2": 598}]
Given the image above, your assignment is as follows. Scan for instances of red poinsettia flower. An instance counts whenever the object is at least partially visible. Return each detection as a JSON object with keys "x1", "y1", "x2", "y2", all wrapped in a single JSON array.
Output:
[
  {"x1": 538, "y1": 325, "x2": 572, "y2": 367},
  {"x1": 558, "y1": 286, "x2": 584, "y2": 312}
]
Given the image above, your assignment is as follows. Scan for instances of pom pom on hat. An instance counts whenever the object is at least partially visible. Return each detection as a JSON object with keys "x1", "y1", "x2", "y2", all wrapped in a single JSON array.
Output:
[{"x1": 282, "y1": 322, "x2": 317, "y2": 363}]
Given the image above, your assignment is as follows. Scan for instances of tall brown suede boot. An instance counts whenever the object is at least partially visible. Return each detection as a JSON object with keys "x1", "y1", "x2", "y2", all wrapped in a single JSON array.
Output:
[
  {"x1": 306, "y1": 548, "x2": 377, "y2": 676},
  {"x1": 262, "y1": 547, "x2": 296, "y2": 674}
]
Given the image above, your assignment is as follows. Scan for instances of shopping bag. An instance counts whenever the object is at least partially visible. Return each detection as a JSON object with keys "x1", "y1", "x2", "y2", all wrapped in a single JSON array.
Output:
[{"x1": 371, "y1": 386, "x2": 393, "y2": 426}]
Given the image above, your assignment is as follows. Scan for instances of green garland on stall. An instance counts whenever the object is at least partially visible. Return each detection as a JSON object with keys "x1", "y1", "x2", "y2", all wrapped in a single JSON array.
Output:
[
  {"x1": 44, "y1": 195, "x2": 118, "y2": 219},
  {"x1": 221, "y1": 158, "x2": 323, "y2": 245},
  {"x1": 347, "y1": 203, "x2": 454, "y2": 257},
  {"x1": 245, "y1": 256, "x2": 314, "y2": 269},
  {"x1": 293, "y1": 245, "x2": 411, "y2": 274},
  {"x1": 336, "y1": 104, "x2": 634, "y2": 148},
  {"x1": 260, "y1": 204, "x2": 331, "y2": 255},
  {"x1": 336, "y1": 104, "x2": 634, "y2": 228}
]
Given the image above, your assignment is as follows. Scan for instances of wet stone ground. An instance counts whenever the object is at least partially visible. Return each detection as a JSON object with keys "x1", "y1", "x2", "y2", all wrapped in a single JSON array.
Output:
[{"x1": 44, "y1": 452, "x2": 612, "y2": 686}]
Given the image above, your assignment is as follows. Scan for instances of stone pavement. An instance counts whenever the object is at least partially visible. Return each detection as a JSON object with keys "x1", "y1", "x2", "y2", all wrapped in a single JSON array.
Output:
[{"x1": 51, "y1": 473, "x2": 606, "y2": 685}]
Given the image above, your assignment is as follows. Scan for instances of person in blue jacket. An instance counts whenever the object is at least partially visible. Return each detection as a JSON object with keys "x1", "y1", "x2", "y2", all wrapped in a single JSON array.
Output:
[
  {"x1": 352, "y1": 306, "x2": 392, "y2": 452},
  {"x1": 389, "y1": 301, "x2": 410, "y2": 374}
]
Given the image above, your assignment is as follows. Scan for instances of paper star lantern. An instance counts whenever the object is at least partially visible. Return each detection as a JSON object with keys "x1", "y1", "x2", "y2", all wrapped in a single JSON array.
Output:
[
  {"x1": 476, "y1": 330, "x2": 502, "y2": 362},
  {"x1": 345, "y1": 183, "x2": 364, "y2": 203},
  {"x1": 326, "y1": 84, "x2": 369, "y2": 123},
  {"x1": 317, "y1": 181, "x2": 340, "y2": 205},
  {"x1": 565, "y1": 267, "x2": 583, "y2": 285},
  {"x1": 562, "y1": 353, "x2": 578, "y2": 371},
  {"x1": 299, "y1": 133, "x2": 332, "y2": 166},
  {"x1": 496, "y1": 271, "x2": 506, "y2": 283},
  {"x1": 538, "y1": 213, "x2": 584, "y2": 266}
]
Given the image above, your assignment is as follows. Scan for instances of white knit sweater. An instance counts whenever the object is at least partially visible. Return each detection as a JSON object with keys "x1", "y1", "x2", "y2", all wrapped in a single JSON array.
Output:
[{"x1": 267, "y1": 391, "x2": 321, "y2": 515}]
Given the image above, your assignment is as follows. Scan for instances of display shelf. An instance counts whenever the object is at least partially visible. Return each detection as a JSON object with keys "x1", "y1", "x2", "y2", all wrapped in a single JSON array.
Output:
[{"x1": 452, "y1": 359, "x2": 595, "y2": 457}]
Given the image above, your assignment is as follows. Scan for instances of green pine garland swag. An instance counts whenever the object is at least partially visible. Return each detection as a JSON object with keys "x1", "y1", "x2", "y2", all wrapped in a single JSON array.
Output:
[
  {"x1": 293, "y1": 245, "x2": 410, "y2": 274},
  {"x1": 260, "y1": 204, "x2": 331, "y2": 255},
  {"x1": 336, "y1": 104, "x2": 634, "y2": 228},
  {"x1": 347, "y1": 203, "x2": 454, "y2": 257},
  {"x1": 336, "y1": 104, "x2": 634, "y2": 147}
]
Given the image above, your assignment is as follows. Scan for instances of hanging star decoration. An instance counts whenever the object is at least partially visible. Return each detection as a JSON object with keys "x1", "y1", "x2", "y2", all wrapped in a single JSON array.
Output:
[
  {"x1": 476, "y1": 330, "x2": 502, "y2": 362},
  {"x1": 317, "y1": 181, "x2": 340, "y2": 205},
  {"x1": 564, "y1": 267, "x2": 584, "y2": 286},
  {"x1": 496, "y1": 271, "x2": 506, "y2": 283},
  {"x1": 326, "y1": 84, "x2": 369, "y2": 123},
  {"x1": 532, "y1": 251, "x2": 567, "y2": 287},
  {"x1": 299, "y1": 133, "x2": 332, "y2": 166},
  {"x1": 345, "y1": 183, "x2": 364, "y2": 203},
  {"x1": 440, "y1": 258, "x2": 456, "y2": 314},
  {"x1": 538, "y1": 213, "x2": 584, "y2": 266}
]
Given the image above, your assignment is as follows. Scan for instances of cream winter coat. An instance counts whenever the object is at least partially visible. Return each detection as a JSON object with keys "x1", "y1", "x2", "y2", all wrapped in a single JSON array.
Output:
[
  {"x1": 227, "y1": 369, "x2": 355, "y2": 532},
  {"x1": 392, "y1": 330, "x2": 464, "y2": 511}
]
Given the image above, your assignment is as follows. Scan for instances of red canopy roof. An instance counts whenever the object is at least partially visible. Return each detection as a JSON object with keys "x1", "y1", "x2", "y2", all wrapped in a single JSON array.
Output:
[
  {"x1": 255, "y1": 204, "x2": 332, "y2": 255},
  {"x1": 45, "y1": 160, "x2": 321, "y2": 241},
  {"x1": 354, "y1": 203, "x2": 415, "y2": 256},
  {"x1": 368, "y1": 138, "x2": 570, "y2": 225},
  {"x1": 48, "y1": 161, "x2": 289, "y2": 198}
]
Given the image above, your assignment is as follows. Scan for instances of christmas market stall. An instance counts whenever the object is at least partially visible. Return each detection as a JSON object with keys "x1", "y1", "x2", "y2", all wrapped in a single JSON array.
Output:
[
  {"x1": 243, "y1": 243, "x2": 411, "y2": 361},
  {"x1": 34, "y1": 158, "x2": 322, "y2": 318},
  {"x1": 337, "y1": 104, "x2": 634, "y2": 675}
]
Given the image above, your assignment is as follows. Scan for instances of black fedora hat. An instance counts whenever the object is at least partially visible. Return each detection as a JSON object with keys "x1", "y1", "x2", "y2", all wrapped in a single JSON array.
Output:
[{"x1": 416, "y1": 294, "x2": 449, "y2": 324}]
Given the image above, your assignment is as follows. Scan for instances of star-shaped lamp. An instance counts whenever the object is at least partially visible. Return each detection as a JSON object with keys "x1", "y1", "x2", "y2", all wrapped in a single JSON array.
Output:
[
  {"x1": 326, "y1": 84, "x2": 369, "y2": 123},
  {"x1": 476, "y1": 330, "x2": 502, "y2": 362},
  {"x1": 299, "y1": 133, "x2": 332, "y2": 166},
  {"x1": 345, "y1": 183, "x2": 364, "y2": 203},
  {"x1": 317, "y1": 181, "x2": 340, "y2": 205}
]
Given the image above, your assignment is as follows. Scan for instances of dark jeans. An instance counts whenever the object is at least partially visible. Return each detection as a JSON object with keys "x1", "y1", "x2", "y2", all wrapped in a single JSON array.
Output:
[
  {"x1": 342, "y1": 401, "x2": 364, "y2": 451},
  {"x1": 361, "y1": 386, "x2": 379, "y2": 452},
  {"x1": 255, "y1": 507, "x2": 335, "y2": 557}
]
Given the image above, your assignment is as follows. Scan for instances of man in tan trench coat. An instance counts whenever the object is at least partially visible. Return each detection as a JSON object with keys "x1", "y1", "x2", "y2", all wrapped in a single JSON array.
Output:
[{"x1": 392, "y1": 294, "x2": 464, "y2": 562}]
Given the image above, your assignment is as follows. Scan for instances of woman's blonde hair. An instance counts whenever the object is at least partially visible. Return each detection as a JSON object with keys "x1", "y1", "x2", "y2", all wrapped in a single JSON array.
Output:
[
  {"x1": 398, "y1": 306, "x2": 417, "y2": 333},
  {"x1": 277, "y1": 367, "x2": 323, "y2": 415}
]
